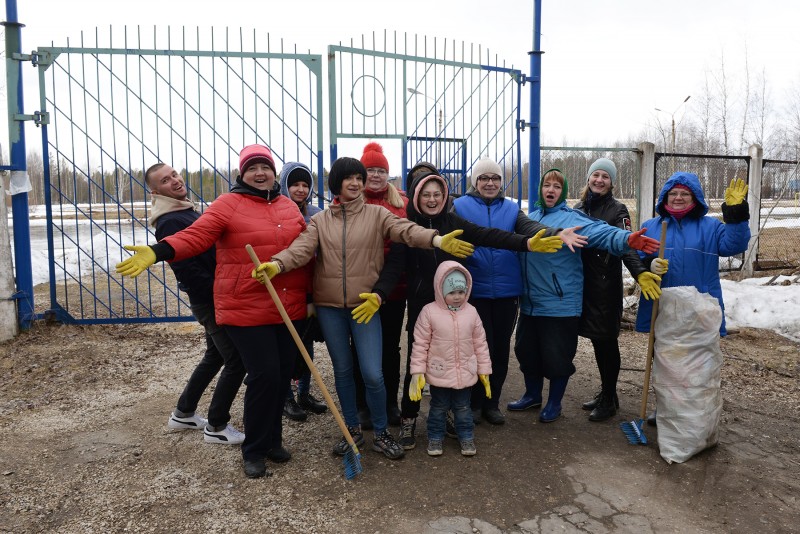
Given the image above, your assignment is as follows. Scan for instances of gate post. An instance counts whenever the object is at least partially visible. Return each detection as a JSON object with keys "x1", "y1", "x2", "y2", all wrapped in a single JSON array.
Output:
[
  {"x1": 742, "y1": 143, "x2": 763, "y2": 277},
  {"x1": 637, "y1": 141, "x2": 656, "y2": 228}
]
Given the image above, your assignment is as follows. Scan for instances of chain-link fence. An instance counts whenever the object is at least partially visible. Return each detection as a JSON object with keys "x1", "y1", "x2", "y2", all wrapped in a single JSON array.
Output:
[
  {"x1": 655, "y1": 153, "x2": 749, "y2": 271},
  {"x1": 539, "y1": 147, "x2": 640, "y2": 223},
  {"x1": 757, "y1": 159, "x2": 800, "y2": 270}
]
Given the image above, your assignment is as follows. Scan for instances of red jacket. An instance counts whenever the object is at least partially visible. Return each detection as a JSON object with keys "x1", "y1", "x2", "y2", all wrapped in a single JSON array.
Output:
[
  {"x1": 363, "y1": 185, "x2": 409, "y2": 300},
  {"x1": 163, "y1": 191, "x2": 310, "y2": 327}
]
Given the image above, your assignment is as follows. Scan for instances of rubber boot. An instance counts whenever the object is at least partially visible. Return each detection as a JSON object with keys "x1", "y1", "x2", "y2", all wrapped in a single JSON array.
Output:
[
  {"x1": 507, "y1": 375, "x2": 544, "y2": 411},
  {"x1": 539, "y1": 377, "x2": 569, "y2": 423}
]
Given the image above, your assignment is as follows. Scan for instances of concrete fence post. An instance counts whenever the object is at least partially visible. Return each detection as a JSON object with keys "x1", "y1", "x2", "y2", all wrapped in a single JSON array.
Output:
[
  {"x1": 742, "y1": 144, "x2": 763, "y2": 277},
  {"x1": 637, "y1": 141, "x2": 656, "y2": 228},
  {"x1": 0, "y1": 182, "x2": 19, "y2": 342}
]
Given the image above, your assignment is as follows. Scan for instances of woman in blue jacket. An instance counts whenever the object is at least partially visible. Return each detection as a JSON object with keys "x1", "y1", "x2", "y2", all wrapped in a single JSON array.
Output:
[
  {"x1": 516, "y1": 169, "x2": 660, "y2": 423},
  {"x1": 635, "y1": 172, "x2": 750, "y2": 336}
]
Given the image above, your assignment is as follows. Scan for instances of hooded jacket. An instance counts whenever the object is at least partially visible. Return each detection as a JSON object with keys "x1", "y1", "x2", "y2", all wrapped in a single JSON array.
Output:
[
  {"x1": 409, "y1": 261, "x2": 492, "y2": 389},
  {"x1": 150, "y1": 195, "x2": 215, "y2": 305},
  {"x1": 279, "y1": 162, "x2": 322, "y2": 222},
  {"x1": 520, "y1": 175, "x2": 633, "y2": 318},
  {"x1": 375, "y1": 173, "x2": 553, "y2": 313},
  {"x1": 161, "y1": 177, "x2": 310, "y2": 327},
  {"x1": 574, "y1": 192, "x2": 647, "y2": 339},
  {"x1": 635, "y1": 172, "x2": 750, "y2": 336},
  {"x1": 271, "y1": 194, "x2": 436, "y2": 308}
]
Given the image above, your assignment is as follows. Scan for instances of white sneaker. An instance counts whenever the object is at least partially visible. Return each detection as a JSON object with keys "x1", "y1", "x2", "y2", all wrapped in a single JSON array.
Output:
[
  {"x1": 167, "y1": 412, "x2": 207, "y2": 431},
  {"x1": 204, "y1": 424, "x2": 245, "y2": 445}
]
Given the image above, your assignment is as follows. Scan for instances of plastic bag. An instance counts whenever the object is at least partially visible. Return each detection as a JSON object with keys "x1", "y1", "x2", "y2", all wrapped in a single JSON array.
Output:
[{"x1": 653, "y1": 286, "x2": 723, "y2": 464}]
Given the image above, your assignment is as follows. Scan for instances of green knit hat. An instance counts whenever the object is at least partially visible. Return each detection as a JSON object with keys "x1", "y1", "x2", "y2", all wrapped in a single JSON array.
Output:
[{"x1": 535, "y1": 168, "x2": 568, "y2": 207}]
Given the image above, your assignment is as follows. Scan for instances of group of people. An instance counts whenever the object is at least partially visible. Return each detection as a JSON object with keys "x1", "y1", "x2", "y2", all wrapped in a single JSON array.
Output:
[{"x1": 117, "y1": 142, "x2": 750, "y2": 478}]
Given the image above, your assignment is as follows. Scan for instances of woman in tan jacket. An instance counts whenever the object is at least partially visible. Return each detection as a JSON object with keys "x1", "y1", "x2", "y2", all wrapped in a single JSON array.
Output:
[{"x1": 256, "y1": 157, "x2": 473, "y2": 460}]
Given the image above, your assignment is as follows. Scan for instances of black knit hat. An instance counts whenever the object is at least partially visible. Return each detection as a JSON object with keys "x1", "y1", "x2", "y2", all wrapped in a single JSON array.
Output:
[
  {"x1": 286, "y1": 167, "x2": 312, "y2": 189},
  {"x1": 328, "y1": 157, "x2": 366, "y2": 196}
]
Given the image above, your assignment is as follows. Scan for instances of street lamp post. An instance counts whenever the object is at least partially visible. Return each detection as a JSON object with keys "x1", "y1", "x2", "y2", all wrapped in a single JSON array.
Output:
[{"x1": 655, "y1": 95, "x2": 691, "y2": 174}]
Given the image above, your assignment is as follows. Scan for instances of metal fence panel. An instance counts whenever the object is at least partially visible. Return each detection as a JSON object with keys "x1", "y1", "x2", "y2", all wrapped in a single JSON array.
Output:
[
  {"x1": 36, "y1": 27, "x2": 323, "y2": 323},
  {"x1": 757, "y1": 159, "x2": 800, "y2": 270}
]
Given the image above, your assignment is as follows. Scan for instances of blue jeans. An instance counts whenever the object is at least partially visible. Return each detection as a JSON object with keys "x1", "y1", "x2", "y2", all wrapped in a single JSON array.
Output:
[
  {"x1": 176, "y1": 302, "x2": 245, "y2": 428},
  {"x1": 317, "y1": 306, "x2": 387, "y2": 433},
  {"x1": 428, "y1": 385, "x2": 473, "y2": 441}
]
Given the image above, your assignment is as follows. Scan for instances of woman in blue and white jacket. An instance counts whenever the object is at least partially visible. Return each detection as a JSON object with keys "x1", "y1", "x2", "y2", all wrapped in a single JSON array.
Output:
[{"x1": 515, "y1": 169, "x2": 660, "y2": 423}]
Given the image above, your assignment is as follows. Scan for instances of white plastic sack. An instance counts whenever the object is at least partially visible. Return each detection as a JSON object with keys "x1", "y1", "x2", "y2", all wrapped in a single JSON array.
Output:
[{"x1": 652, "y1": 286, "x2": 723, "y2": 464}]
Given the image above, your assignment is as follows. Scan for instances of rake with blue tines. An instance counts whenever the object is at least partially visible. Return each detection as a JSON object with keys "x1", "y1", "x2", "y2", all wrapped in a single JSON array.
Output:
[
  {"x1": 246, "y1": 245, "x2": 362, "y2": 479},
  {"x1": 621, "y1": 221, "x2": 667, "y2": 446}
]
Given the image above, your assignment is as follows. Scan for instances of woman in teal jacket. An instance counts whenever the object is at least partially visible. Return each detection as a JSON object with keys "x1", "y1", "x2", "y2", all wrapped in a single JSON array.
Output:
[{"x1": 515, "y1": 169, "x2": 659, "y2": 423}]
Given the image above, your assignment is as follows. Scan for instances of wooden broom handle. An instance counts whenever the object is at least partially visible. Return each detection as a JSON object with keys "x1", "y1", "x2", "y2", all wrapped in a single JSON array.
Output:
[
  {"x1": 245, "y1": 245, "x2": 356, "y2": 448},
  {"x1": 639, "y1": 221, "x2": 668, "y2": 420}
]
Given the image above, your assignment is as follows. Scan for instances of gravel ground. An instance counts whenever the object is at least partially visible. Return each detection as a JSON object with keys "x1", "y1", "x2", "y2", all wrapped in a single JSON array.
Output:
[{"x1": 0, "y1": 311, "x2": 798, "y2": 533}]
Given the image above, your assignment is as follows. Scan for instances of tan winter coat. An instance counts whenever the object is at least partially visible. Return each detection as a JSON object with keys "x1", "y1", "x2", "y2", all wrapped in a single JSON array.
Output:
[{"x1": 272, "y1": 194, "x2": 437, "y2": 308}]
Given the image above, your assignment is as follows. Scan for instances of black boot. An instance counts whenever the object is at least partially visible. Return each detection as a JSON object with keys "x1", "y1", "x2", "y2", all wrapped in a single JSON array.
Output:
[
  {"x1": 387, "y1": 402, "x2": 402, "y2": 426},
  {"x1": 588, "y1": 392, "x2": 617, "y2": 422},
  {"x1": 583, "y1": 390, "x2": 619, "y2": 411},
  {"x1": 283, "y1": 396, "x2": 308, "y2": 422},
  {"x1": 298, "y1": 392, "x2": 328, "y2": 414}
]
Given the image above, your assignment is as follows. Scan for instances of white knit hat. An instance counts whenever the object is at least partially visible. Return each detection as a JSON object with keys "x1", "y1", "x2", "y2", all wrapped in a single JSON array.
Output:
[{"x1": 470, "y1": 158, "x2": 503, "y2": 188}]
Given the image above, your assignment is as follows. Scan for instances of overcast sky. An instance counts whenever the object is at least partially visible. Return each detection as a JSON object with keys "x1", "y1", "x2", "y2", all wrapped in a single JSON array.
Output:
[{"x1": 7, "y1": 0, "x2": 800, "y2": 152}]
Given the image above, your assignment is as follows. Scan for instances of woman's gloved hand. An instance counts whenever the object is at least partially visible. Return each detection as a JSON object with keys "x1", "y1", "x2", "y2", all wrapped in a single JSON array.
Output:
[
  {"x1": 115, "y1": 245, "x2": 156, "y2": 277},
  {"x1": 527, "y1": 229, "x2": 563, "y2": 253},
  {"x1": 650, "y1": 258, "x2": 669, "y2": 275},
  {"x1": 409, "y1": 374, "x2": 426, "y2": 402},
  {"x1": 627, "y1": 229, "x2": 660, "y2": 254},
  {"x1": 351, "y1": 293, "x2": 381, "y2": 324},
  {"x1": 433, "y1": 230, "x2": 475, "y2": 259},
  {"x1": 479, "y1": 374, "x2": 492, "y2": 399},
  {"x1": 724, "y1": 178, "x2": 748, "y2": 206},
  {"x1": 251, "y1": 261, "x2": 281, "y2": 285},
  {"x1": 636, "y1": 272, "x2": 662, "y2": 300}
]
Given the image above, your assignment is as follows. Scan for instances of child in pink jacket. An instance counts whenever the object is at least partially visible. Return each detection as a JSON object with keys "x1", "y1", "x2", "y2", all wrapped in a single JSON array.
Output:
[{"x1": 409, "y1": 261, "x2": 492, "y2": 456}]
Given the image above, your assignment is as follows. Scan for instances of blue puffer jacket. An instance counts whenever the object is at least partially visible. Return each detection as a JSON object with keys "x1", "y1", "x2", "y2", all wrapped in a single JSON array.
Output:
[
  {"x1": 635, "y1": 172, "x2": 750, "y2": 336},
  {"x1": 520, "y1": 201, "x2": 632, "y2": 317},
  {"x1": 452, "y1": 192, "x2": 522, "y2": 299}
]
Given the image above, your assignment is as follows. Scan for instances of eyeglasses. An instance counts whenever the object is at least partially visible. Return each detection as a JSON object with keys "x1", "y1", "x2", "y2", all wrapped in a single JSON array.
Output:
[
  {"x1": 366, "y1": 168, "x2": 388, "y2": 176},
  {"x1": 420, "y1": 192, "x2": 443, "y2": 200},
  {"x1": 667, "y1": 190, "x2": 692, "y2": 199},
  {"x1": 477, "y1": 174, "x2": 502, "y2": 183}
]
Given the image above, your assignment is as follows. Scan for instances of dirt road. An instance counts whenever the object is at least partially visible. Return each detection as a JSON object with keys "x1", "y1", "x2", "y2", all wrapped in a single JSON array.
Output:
[{"x1": 0, "y1": 321, "x2": 798, "y2": 533}]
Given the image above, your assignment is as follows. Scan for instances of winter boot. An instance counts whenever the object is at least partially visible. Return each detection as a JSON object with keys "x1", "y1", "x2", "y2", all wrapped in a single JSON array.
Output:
[
  {"x1": 539, "y1": 377, "x2": 569, "y2": 423},
  {"x1": 298, "y1": 392, "x2": 328, "y2": 414},
  {"x1": 507, "y1": 375, "x2": 544, "y2": 411},
  {"x1": 283, "y1": 396, "x2": 308, "y2": 422},
  {"x1": 588, "y1": 391, "x2": 618, "y2": 422},
  {"x1": 583, "y1": 390, "x2": 619, "y2": 411}
]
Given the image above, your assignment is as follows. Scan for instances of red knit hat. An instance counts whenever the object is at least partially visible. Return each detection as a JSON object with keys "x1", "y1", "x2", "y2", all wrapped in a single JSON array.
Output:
[
  {"x1": 360, "y1": 142, "x2": 389, "y2": 172},
  {"x1": 239, "y1": 144, "x2": 276, "y2": 175}
]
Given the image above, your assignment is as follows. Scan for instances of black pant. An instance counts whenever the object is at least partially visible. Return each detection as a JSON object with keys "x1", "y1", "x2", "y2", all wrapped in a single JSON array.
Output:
[
  {"x1": 400, "y1": 299, "x2": 425, "y2": 418},
  {"x1": 353, "y1": 299, "x2": 406, "y2": 410},
  {"x1": 225, "y1": 323, "x2": 298, "y2": 462},
  {"x1": 589, "y1": 337, "x2": 621, "y2": 395},
  {"x1": 514, "y1": 314, "x2": 579, "y2": 379},
  {"x1": 176, "y1": 302, "x2": 246, "y2": 428},
  {"x1": 469, "y1": 297, "x2": 518, "y2": 411}
]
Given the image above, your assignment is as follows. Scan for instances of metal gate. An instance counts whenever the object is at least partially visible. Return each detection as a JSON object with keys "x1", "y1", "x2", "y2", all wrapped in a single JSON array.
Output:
[
  {"x1": 328, "y1": 32, "x2": 524, "y2": 199},
  {"x1": 35, "y1": 27, "x2": 323, "y2": 323},
  {"x1": 757, "y1": 159, "x2": 800, "y2": 270}
]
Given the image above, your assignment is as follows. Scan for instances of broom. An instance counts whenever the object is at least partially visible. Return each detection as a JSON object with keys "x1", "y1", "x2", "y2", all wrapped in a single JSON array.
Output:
[
  {"x1": 620, "y1": 221, "x2": 668, "y2": 445},
  {"x1": 246, "y1": 245, "x2": 362, "y2": 479}
]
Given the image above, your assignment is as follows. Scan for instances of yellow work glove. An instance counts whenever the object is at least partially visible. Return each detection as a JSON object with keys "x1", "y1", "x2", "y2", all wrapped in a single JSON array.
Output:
[
  {"x1": 409, "y1": 374, "x2": 426, "y2": 402},
  {"x1": 251, "y1": 261, "x2": 280, "y2": 286},
  {"x1": 351, "y1": 293, "x2": 381, "y2": 324},
  {"x1": 434, "y1": 229, "x2": 475, "y2": 259},
  {"x1": 636, "y1": 271, "x2": 662, "y2": 301},
  {"x1": 528, "y1": 229, "x2": 563, "y2": 253},
  {"x1": 479, "y1": 374, "x2": 491, "y2": 399},
  {"x1": 115, "y1": 245, "x2": 156, "y2": 277},
  {"x1": 724, "y1": 178, "x2": 748, "y2": 206},
  {"x1": 650, "y1": 258, "x2": 669, "y2": 276}
]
